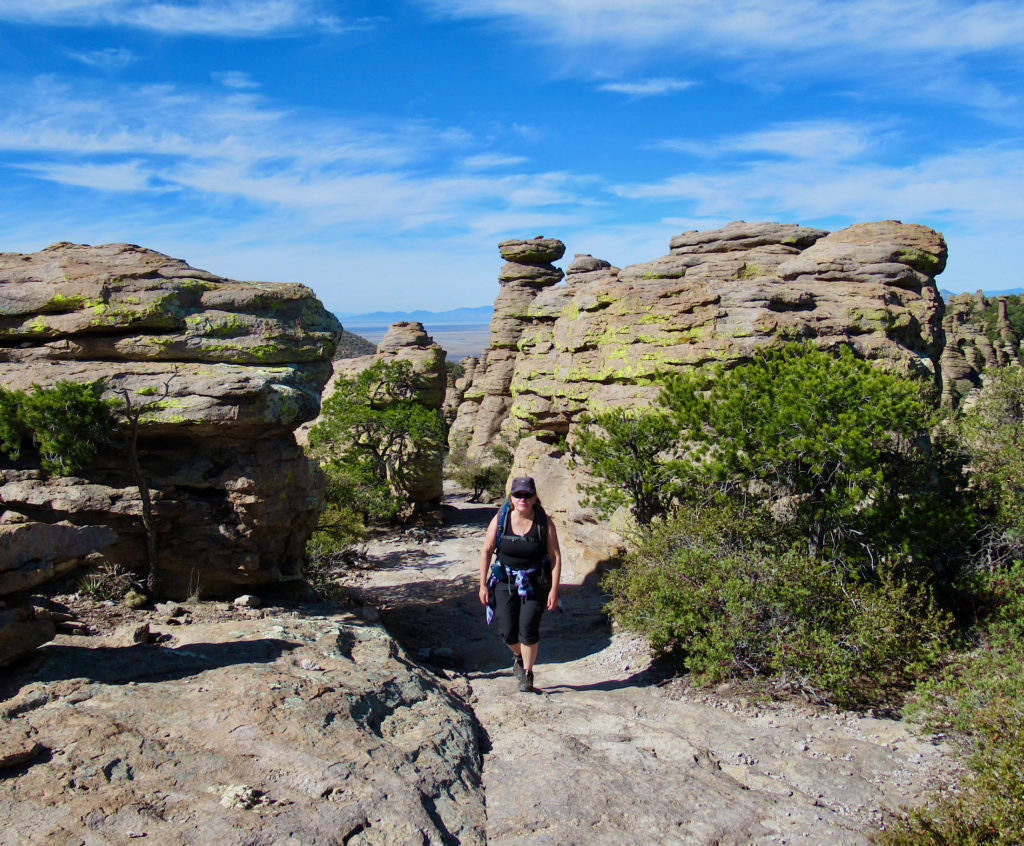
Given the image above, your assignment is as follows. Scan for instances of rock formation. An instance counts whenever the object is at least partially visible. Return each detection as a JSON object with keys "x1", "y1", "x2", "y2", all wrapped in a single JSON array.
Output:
[
  {"x1": 442, "y1": 355, "x2": 478, "y2": 428},
  {"x1": 300, "y1": 321, "x2": 447, "y2": 515},
  {"x1": 0, "y1": 242, "x2": 341, "y2": 662},
  {"x1": 453, "y1": 221, "x2": 949, "y2": 577},
  {"x1": 941, "y1": 292, "x2": 1024, "y2": 403},
  {"x1": 455, "y1": 237, "x2": 565, "y2": 456}
]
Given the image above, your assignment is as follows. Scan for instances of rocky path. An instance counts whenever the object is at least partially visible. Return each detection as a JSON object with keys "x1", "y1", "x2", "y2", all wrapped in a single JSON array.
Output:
[{"x1": 343, "y1": 490, "x2": 958, "y2": 846}]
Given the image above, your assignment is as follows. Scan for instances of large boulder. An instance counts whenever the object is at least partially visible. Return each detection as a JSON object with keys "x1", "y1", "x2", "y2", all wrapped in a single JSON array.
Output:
[
  {"x1": 453, "y1": 221, "x2": 949, "y2": 578},
  {"x1": 0, "y1": 243, "x2": 342, "y2": 624},
  {"x1": 0, "y1": 607, "x2": 485, "y2": 843}
]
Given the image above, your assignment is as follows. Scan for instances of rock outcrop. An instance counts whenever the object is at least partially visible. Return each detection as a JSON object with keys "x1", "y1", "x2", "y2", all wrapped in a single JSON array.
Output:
[
  {"x1": 456, "y1": 237, "x2": 565, "y2": 455},
  {"x1": 454, "y1": 221, "x2": 949, "y2": 577},
  {"x1": 940, "y1": 292, "x2": 1023, "y2": 403},
  {"x1": 0, "y1": 604, "x2": 484, "y2": 844},
  {"x1": 0, "y1": 243, "x2": 342, "y2": 650}
]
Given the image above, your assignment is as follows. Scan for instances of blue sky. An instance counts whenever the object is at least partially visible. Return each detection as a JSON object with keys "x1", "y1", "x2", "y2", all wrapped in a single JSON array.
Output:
[{"x1": 1, "y1": 1, "x2": 1022, "y2": 314}]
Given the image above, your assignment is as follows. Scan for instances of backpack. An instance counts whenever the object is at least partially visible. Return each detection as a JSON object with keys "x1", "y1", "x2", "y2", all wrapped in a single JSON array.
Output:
[{"x1": 490, "y1": 498, "x2": 550, "y2": 584}]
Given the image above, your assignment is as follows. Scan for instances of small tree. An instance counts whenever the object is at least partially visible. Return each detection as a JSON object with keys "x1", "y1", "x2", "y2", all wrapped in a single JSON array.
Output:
[
  {"x1": 111, "y1": 379, "x2": 177, "y2": 597},
  {"x1": 959, "y1": 367, "x2": 1024, "y2": 534},
  {"x1": 445, "y1": 433, "x2": 510, "y2": 502},
  {"x1": 308, "y1": 359, "x2": 446, "y2": 528},
  {"x1": 569, "y1": 406, "x2": 682, "y2": 526}
]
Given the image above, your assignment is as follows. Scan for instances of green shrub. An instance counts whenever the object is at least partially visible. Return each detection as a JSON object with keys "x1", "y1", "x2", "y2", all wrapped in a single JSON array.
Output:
[
  {"x1": 0, "y1": 380, "x2": 115, "y2": 474},
  {"x1": 570, "y1": 406, "x2": 682, "y2": 526},
  {"x1": 660, "y1": 342, "x2": 970, "y2": 568},
  {"x1": 445, "y1": 434, "x2": 509, "y2": 501},
  {"x1": 878, "y1": 562, "x2": 1024, "y2": 844},
  {"x1": 604, "y1": 507, "x2": 951, "y2": 707}
]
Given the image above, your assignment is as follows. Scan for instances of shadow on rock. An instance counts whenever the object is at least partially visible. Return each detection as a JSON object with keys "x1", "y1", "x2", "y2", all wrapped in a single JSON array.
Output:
[{"x1": 28, "y1": 638, "x2": 299, "y2": 685}]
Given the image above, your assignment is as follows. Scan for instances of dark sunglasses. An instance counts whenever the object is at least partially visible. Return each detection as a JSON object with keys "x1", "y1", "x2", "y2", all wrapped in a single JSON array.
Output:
[{"x1": 510, "y1": 492, "x2": 534, "y2": 499}]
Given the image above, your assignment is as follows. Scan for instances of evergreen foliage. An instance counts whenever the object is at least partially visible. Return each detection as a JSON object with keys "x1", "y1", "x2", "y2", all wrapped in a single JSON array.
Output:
[
  {"x1": 307, "y1": 359, "x2": 446, "y2": 551},
  {"x1": 958, "y1": 367, "x2": 1024, "y2": 535},
  {"x1": 879, "y1": 563, "x2": 1024, "y2": 844},
  {"x1": 604, "y1": 501, "x2": 950, "y2": 706},
  {"x1": 445, "y1": 433, "x2": 510, "y2": 502},
  {"x1": 582, "y1": 342, "x2": 973, "y2": 706},
  {"x1": 570, "y1": 406, "x2": 681, "y2": 526},
  {"x1": 0, "y1": 380, "x2": 115, "y2": 474},
  {"x1": 660, "y1": 343, "x2": 958, "y2": 563}
]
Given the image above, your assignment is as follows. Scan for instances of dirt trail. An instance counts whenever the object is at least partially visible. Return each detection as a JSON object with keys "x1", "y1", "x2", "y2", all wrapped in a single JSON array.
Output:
[{"x1": 341, "y1": 490, "x2": 958, "y2": 846}]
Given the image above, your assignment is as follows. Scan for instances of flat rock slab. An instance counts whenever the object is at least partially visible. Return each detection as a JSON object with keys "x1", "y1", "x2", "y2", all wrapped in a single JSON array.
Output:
[
  {"x1": 345, "y1": 490, "x2": 959, "y2": 846},
  {"x1": 0, "y1": 606, "x2": 484, "y2": 845}
]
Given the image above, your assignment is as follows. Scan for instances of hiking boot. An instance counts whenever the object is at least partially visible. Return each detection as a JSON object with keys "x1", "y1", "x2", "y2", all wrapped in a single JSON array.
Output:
[
  {"x1": 518, "y1": 669, "x2": 534, "y2": 693},
  {"x1": 512, "y1": 654, "x2": 525, "y2": 684}
]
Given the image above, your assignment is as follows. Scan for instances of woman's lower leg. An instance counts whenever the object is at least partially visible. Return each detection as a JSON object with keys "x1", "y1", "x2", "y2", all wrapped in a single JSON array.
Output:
[{"x1": 520, "y1": 642, "x2": 539, "y2": 671}]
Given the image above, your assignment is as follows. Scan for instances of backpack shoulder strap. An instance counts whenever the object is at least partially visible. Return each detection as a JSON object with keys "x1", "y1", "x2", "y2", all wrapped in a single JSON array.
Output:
[
  {"x1": 534, "y1": 504, "x2": 548, "y2": 541},
  {"x1": 495, "y1": 498, "x2": 511, "y2": 550}
]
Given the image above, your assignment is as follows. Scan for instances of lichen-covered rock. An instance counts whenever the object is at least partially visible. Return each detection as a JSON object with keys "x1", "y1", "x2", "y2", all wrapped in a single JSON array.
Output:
[
  {"x1": 459, "y1": 238, "x2": 566, "y2": 457},
  {"x1": 0, "y1": 242, "x2": 342, "y2": 615},
  {"x1": 452, "y1": 221, "x2": 950, "y2": 578}
]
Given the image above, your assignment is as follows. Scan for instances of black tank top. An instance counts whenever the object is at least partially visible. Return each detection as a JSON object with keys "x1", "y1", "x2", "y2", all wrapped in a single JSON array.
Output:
[{"x1": 496, "y1": 513, "x2": 546, "y2": 572}]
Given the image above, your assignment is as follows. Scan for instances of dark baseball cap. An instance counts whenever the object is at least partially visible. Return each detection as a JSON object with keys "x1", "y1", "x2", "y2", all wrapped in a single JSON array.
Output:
[{"x1": 509, "y1": 476, "x2": 536, "y2": 496}]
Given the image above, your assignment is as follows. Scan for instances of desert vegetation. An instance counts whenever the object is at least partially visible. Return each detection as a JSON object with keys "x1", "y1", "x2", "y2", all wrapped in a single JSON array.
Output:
[
  {"x1": 304, "y1": 358, "x2": 447, "y2": 582},
  {"x1": 573, "y1": 344, "x2": 1024, "y2": 842}
]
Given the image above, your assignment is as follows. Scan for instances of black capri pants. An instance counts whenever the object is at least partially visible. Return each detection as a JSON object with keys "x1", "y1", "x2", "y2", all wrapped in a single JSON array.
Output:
[{"x1": 491, "y1": 578, "x2": 548, "y2": 646}]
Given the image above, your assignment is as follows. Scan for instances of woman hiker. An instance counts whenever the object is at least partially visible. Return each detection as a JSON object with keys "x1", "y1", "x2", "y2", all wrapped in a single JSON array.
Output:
[{"x1": 478, "y1": 476, "x2": 562, "y2": 692}]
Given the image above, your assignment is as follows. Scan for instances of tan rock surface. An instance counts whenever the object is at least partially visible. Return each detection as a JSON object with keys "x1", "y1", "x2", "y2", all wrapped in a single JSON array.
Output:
[
  {"x1": 453, "y1": 220, "x2": 950, "y2": 575},
  {"x1": 0, "y1": 241, "x2": 341, "y2": 664},
  {"x1": 0, "y1": 602, "x2": 484, "y2": 845}
]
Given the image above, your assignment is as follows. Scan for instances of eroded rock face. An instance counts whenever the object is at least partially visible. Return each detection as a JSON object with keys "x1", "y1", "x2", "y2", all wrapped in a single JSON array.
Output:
[
  {"x1": 0, "y1": 243, "x2": 342, "y2": 631},
  {"x1": 457, "y1": 238, "x2": 566, "y2": 455},
  {"x1": 454, "y1": 221, "x2": 949, "y2": 578},
  {"x1": 940, "y1": 292, "x2": 1024, "y2": 404},
  {"x1": 0, "y1": 606, "x2": 485, "y2": 844}
]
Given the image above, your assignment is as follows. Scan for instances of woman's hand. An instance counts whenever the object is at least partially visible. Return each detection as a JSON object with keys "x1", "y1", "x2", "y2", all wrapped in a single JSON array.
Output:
[
  {"x1": 547, "y1": 587, "x2": 560, "y2": 612},
  {"x1": 478, "y1": 583, "x2": 490, "y2": 606}
]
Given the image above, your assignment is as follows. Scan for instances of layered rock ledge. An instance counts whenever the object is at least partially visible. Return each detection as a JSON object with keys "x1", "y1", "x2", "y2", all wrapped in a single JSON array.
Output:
[
  {"x1": 454, "y1": 220, "x2": 949, "y2": 576},
  {"x1": 0, "y1": 242, "x2": 342, "y2": 660}
]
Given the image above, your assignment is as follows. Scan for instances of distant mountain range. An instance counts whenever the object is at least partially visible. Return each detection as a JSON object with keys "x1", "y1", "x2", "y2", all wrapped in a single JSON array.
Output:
[
  {"x1": 337, "y1": 289, "x2": 1024, "y2": 328},
  {"x1": 335, "y1": 305, "x2": 492, "y2": 327},
  {"x1": 941, "y1": 287, "x2": 1024, "y2": 299}
]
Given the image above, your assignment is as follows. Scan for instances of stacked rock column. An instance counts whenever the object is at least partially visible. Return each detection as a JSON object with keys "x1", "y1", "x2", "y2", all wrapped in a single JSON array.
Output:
[{"x1": 465, "y1": 237, "x2": 565, "y2": 456}]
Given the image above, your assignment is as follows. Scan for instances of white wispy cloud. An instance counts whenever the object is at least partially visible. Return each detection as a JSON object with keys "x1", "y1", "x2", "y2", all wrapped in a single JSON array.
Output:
[
  {"x1": 657, "y1": 120, "x2": 882, "y2": 163},
  {"x1": 418, "y1": 0, "x2": 1024, "y2": 55},
  {"x1": 615, "y1": 142, "x2": 1024, "y2": 228},
  {"x1": 212, "y1": 71, "x2": 260, "y2": 89},
  {"x1": 598, "y1": 77, "x2": 694, "y2": 97},
  {"x1": 461, "y1": 153, "x2": 530, "y2": 170},
  {"x1": 67, "y1": 47, "x2": 136, "y2": 71},
  {"x1": 0, "y1": 77, "x2": 586, "y2": 234},
  {"x1": 0, "y1": 0, "x2": 361, "y2": 36},
  {"x1": 17, "y1": 159, "x2": 161, "y2": 192}
]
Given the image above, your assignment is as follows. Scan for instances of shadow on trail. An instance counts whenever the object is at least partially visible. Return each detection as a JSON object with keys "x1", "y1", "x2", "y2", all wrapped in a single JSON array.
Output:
[{"x1": 350, "y1": 564, "x2": 617, "y2": 676}]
